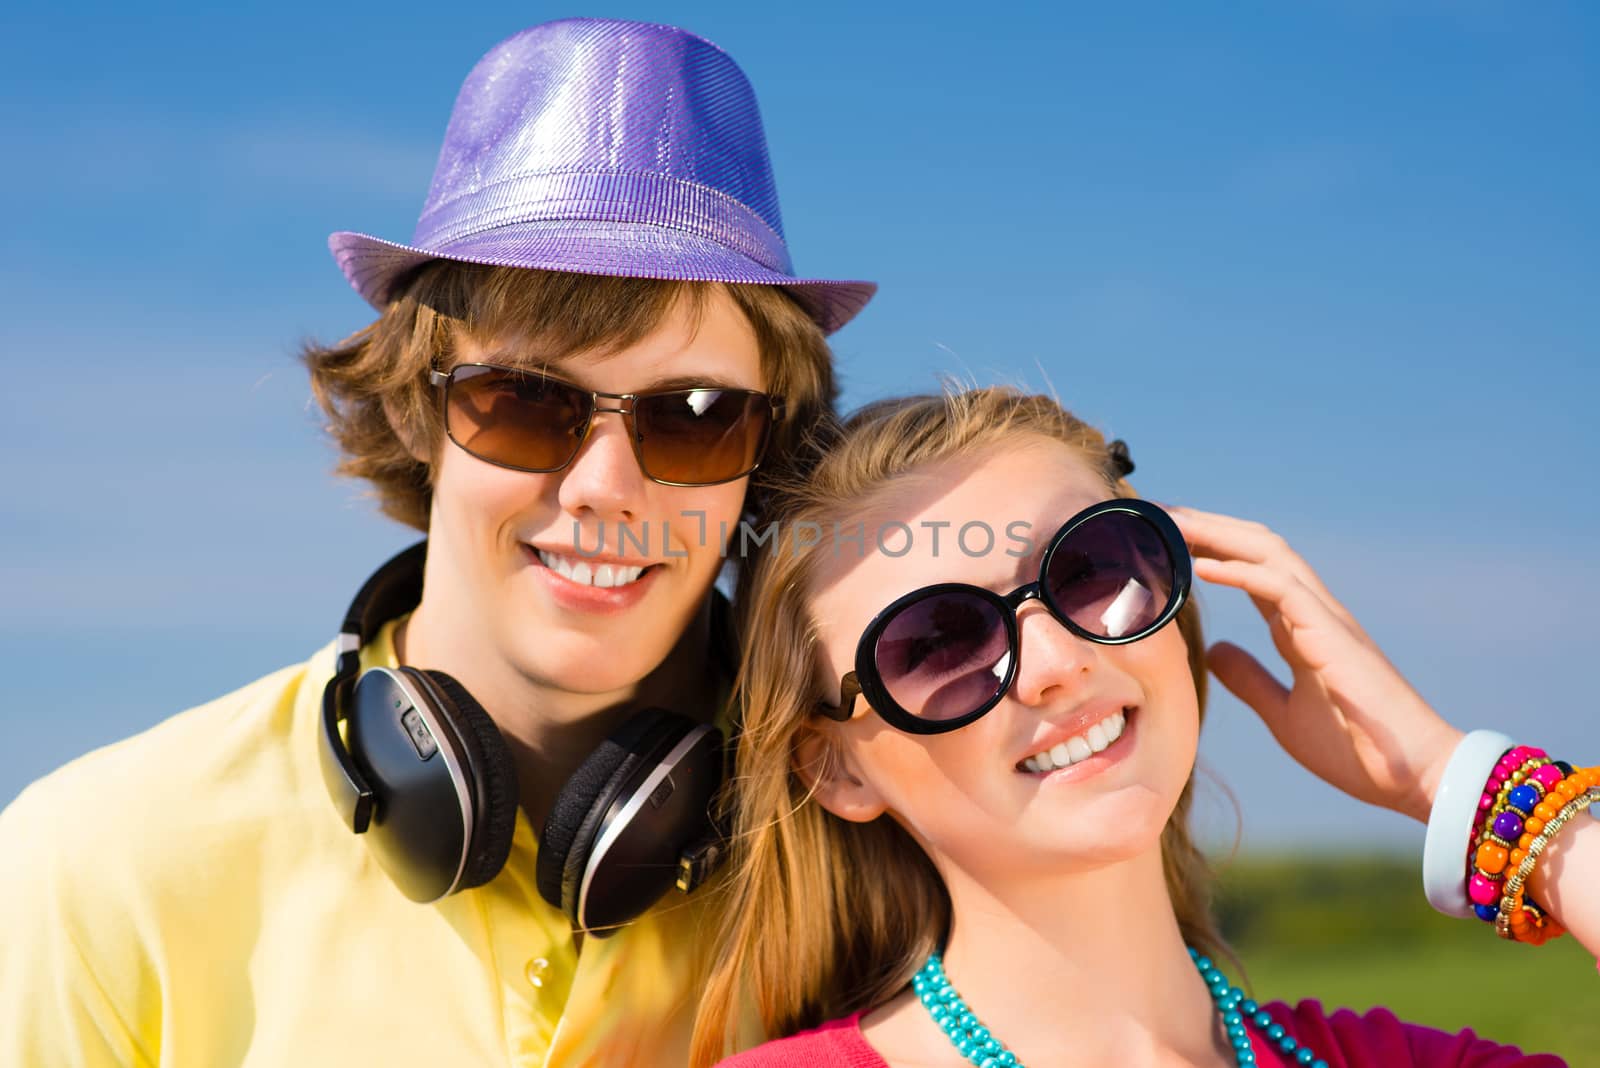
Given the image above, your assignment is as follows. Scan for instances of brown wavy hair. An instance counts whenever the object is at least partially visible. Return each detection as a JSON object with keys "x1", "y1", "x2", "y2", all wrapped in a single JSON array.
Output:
[
  {"x1": 690, "y1": 386, "x2": 1226, "y2": 1065},
  {"x1": 302, "y1": 262, "x2": 838, "y2": 530}
]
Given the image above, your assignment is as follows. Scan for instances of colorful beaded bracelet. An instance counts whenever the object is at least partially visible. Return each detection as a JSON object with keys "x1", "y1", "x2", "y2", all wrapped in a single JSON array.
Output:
[
  {"x1": 1421, "y1": 734, "x2": 1598, "y2": 922},
  {"x1": 1465, "y1": 751, "x2": 1548, "y2": 920},
  {"x1": 1467, "y1": 752, "x2": 1552, "y2": 922},
  {"x1": 1501, "y1": 764, "x2": 1597, "y2": 869},
  {"x1": 1495, "y1": 766, "x2": 1599, "y2": 940},
  {"x1": 1473, "y1": 746, "x2": 1547, "y2": 840},
  {"x1": 1496, "y1": 784, "x2": 1598, "y2": 944},
  {"x1": 1473, "y1": 750, "x2": 1549, "y2": 852}
]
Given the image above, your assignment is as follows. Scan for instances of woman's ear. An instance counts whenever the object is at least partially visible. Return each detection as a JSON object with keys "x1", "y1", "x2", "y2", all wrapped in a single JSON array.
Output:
[
  {"x1": 383, "y1": 395, "x2": 432, "y2": 465},
  {"x1": 793, "y1": 722, "x2": 887, "y2": 824}
]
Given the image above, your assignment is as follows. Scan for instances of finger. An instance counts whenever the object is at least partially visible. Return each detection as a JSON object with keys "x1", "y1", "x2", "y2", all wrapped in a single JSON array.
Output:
[
  {"x1": 1250, "y1": 595, "x2": 1325, "y2": 678},
  {"x1": 1199, "y1": 557, "x2": 1405, "y2": 718},
  {"x1": 1192, "y1": 557, "x2": 1359, "y2": 673},
  {"x1": 1237, "y1": 589, "x2": 1302, "y2": 668},
  {"x1": 1193, "y1": 555, "x2": 1307, "y2": 614},
  {"x1": 1210, "y1": 642, "x2": 1349, "y2": 765},
  {"x1": 1166, "y1": 506, "x2": 1370, "y2": 641},
  {"x1": 1211, "y1": 641, "x2": 1399, "y2": 813},
  {"x1": 1171, "y1": 506, "x2": 1355, "y2": 617},
  {"x1": 1259, "y1": 600, "x2": 1304, "y2": 669},
  {"x1": 1207, "y1": 641, "x2": 1290, "y2": 723}
]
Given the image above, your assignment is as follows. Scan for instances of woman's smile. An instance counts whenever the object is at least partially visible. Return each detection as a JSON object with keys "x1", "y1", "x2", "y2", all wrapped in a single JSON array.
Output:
[{"x1": 1017, "y1": 703, "x2": 1136, "y2": 778}]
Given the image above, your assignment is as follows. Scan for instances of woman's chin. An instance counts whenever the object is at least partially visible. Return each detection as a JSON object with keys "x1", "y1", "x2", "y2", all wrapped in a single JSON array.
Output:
[{"x1": 1011, "y1": 785, "x2": 1182, "y2": 865}]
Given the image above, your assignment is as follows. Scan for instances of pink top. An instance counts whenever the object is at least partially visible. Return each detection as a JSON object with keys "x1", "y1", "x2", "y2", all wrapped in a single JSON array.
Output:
[{"x1": 717, "y1": 1000, "x2": 1569, "y2": 1067}]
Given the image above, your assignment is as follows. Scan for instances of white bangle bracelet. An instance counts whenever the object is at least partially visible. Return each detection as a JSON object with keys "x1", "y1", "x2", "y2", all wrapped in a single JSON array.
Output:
[{"x1": 1422, "y1": 729, "x2": 1516, "y2": 918}]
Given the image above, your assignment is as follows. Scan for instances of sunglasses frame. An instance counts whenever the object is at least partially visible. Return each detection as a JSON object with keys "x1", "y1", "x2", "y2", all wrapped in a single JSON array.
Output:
[
  {"x1": 429, "y1": 362, "x2": 786, "y2": 488},
  {"x1": 817, "y1": 498, "x2": 1191, "y2": 735}
]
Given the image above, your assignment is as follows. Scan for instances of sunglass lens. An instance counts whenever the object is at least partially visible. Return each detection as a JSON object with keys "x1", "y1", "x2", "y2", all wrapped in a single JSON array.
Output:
[
  {"x1": 874, "y1": 592, "x2": 1010, "y2": 721},
  {"x1": 1045, "y1": 511, "x2": 1174, "y2": 640},
  {"x1": 446, "y1": 368, "x2": 589, "y2": 471},
  {"x1": 634, "y1": 389, "x2": 771, "y2": 484}
]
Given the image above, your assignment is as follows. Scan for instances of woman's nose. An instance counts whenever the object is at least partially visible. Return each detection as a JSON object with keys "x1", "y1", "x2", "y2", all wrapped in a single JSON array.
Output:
[{"x1": 1009, "y1": 603, "x2": 1099, "y2": 707}]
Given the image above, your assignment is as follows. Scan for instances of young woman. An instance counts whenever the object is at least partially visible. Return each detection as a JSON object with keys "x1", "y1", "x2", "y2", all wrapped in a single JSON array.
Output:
[{"x1": 692, "y1": 387, "x2": 1595, "y2": 1067}]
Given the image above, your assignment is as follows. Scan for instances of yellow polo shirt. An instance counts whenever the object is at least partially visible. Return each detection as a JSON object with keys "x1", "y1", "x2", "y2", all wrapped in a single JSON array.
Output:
[{"x1": 0, "y1": 620, "x2": 747, "y2": 1066}]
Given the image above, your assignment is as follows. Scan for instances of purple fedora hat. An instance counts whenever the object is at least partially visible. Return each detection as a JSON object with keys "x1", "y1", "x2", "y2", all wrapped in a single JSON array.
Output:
[{"x1": 329, "y1": 18, "x2": 875, "y2": 335}]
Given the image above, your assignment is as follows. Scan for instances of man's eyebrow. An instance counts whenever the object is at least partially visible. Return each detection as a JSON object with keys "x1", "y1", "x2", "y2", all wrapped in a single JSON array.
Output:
[
  {"x1": 473, "y1": 348, "x2": 562, "y2": 373},
  {"x1": 473, "y1": 350, "x2": 754, "y2": 393},
  {"x1": 636, "y1": 374, "x2": 752, "y2": 392}
]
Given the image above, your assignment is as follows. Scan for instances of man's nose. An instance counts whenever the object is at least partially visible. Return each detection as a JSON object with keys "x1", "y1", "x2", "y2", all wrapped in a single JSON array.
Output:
[{"x1": 555, "y1": 410, "x2": 647, "y2": 521}]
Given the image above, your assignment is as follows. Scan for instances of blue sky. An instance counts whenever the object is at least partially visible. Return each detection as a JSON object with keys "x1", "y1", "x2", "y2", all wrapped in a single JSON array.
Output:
[{"x1": 2, "y1": 2, "x2": 1596, "y2": 848}]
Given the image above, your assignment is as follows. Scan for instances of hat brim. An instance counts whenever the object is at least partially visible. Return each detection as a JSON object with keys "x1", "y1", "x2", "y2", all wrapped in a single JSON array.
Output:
[{"x1": 329, "y1": 222, "x2": 876, "y2": 335}]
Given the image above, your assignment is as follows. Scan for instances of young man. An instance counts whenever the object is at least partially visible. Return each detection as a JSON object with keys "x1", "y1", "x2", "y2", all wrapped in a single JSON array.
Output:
[{"x1": 0, "y1": 19, "x2": 873, "y2": 1067}]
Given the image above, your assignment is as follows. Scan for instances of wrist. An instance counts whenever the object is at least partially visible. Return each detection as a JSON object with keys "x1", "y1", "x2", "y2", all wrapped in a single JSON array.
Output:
[{"x1": 1406, "y1": 724, "x2": 1468, "y2": 823}]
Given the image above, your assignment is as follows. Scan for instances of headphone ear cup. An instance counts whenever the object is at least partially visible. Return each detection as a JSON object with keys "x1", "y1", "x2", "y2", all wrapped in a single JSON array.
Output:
[
  {"x1": 410, "y1": 669, "x2": 520, "y2": 891},
  {"x1": 535, "y1": 711, "x2": 688, "y2": 919}
]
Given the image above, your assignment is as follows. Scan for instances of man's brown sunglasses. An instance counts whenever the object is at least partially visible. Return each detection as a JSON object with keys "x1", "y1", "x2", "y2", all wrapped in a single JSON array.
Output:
[{"x1": 430, "y1": 363, "x2": 785, "y2": 487}]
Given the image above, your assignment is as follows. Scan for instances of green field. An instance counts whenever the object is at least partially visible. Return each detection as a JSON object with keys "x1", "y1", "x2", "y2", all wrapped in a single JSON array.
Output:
[{"x1": 1214, "y1": 855, "x2": 1595, "y2": 1063}]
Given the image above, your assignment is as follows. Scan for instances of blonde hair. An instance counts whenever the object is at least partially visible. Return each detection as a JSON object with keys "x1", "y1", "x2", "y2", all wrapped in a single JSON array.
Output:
[
  {"x1": 302, "y1": 262, "x2": 837, "y2": 530},
  {"x1": 691, "y1": 386, "x2": 1224, "y2": 1064}
]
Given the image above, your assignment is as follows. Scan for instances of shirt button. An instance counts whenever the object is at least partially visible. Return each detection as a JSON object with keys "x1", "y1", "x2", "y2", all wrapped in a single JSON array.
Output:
[{"x1": 525, "y1": 957, "x2": 550, "y2": 989}]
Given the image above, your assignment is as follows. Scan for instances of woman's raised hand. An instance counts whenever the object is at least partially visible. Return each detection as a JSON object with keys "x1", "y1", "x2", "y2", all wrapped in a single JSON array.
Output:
[{"x1": 1167, "y1": 504, "x2": 1464, "y2": 823}]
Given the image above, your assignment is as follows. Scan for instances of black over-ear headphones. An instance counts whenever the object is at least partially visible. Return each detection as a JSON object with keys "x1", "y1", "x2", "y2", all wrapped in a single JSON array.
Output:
[{"x1": 318, "y1": 541, "x2": 729, "y2": 933}]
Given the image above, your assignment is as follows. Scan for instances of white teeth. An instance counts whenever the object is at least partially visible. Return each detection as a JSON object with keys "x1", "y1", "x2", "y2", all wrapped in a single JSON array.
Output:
[
  {"x1": 536, "y1": 549, "x2": 647, "y2": 588},
  {"x1": 1021, "y1": 710, "x2": 1131, "y2": 773}
]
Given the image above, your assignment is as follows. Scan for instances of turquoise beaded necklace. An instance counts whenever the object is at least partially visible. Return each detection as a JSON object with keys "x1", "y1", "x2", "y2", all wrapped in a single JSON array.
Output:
[{"x1": 913, "y1": 946, "x2": 1328, "y2": 1068}]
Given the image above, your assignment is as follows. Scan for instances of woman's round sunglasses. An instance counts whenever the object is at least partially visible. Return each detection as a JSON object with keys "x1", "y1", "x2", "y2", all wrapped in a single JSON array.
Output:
[
  {"x1": 430, "y1": 363, "x2": 786, "y2": 487},
  {"x1": 816, "y1": 499, "x2": 1191, "y2": 735}
]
